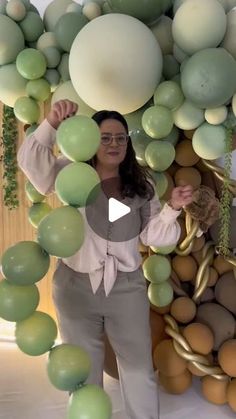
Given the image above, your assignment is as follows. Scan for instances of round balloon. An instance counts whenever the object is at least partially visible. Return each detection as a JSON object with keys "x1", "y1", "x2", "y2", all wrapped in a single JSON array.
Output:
[
  {"x1": 16, "y1": 48, "x2": 47, "y2": 80},
  {"x1": 69, "y1": 13, "x2": 162, "y2": 114},
  {"x1": 56, "y1": 115, "x2": 101, "y2": 161},
  {"x1": 143, "y1": 254, "x2": 172, "y2": 283},
  {"x1": 37, "y1": 206, "x2": 85, "y2": 257},
  {"x1": 192, "y1": 122, "x2": 227, "y2": 160},
  {"x1": 41, "y1": 46, "x2": 61, "y2": 68},
  {"x1": 154, "y1": 81, "x2": 184, "y2": 112},
  {"x1": 25, "y1": 180, "x2": 45, "y2": 203},
  {"x1": 55, "y1": 12, "x2": 89, "y2": 52},
  {"x1": 1, "y1": 241, "x2": 50, "y2": 285},
  {"x1": 14, "y1": 97, "x2": 40, "y2": 124},
  {"x1": 142, "y1": 106, "x2": 174, "y2": 139},
  {"x1": 28, "y1": 202, "x2": 53, "y2": 228},
  {"x1": 0, "y1": 63, "x2": 27, "y2": 107},
  {"x1": 43, "y1": 0, "x2": 73, "y2": 31},
  {"x1": 15, "y1": 311, "x2": 58, "y2": 356},
  {"x1": 0, "y1": 279, "x2": 39, "y2": 322},
  {"x1": 148, "y1": 282, "x2": 174, "y2": 307},
  {"x1": 68, "y1": 385, "x2": 112, "y2": 419},
  {"x1": 47, "y1": 344, "x2": 91, "y2": 391},
  {"x1": 6, "y1": 0, "x2": 26, "y2": 22},
  {"x1": 0, "y1": 14, "x2": 25, "y2": 65},
  {"x1": 145, "y1": 140, "x2": 175, "y2": 171},
  {"x1": 55, "y1": 162, "x2": 101, "y2": 207},
  {"x1": 173, "y1": 100, "x2": 205, "y2": 130},
  {"x1": 26, "y1": 78, "x2": 51, "y2": 101},
  {"x1": 19, "y1": 11, "x2": 44, "y2": 42},
  {"x1": 108, "y1": 0, "x2": 163, "y2": 24},
  {"x1": 52, "y1": 81, "x2": 95, "y2": 117}
]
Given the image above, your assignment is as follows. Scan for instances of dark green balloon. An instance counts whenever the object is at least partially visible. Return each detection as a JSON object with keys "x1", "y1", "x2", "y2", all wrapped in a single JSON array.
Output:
[
  {"x1": 1, "y1": 241, "x2": 50, "y2": 285},
  {"x1": 25, "y1": 180, "x2": 45, "y2": 203},
  {"x1": 47, "y1": 344, "x2": 91, "y2": 391},
  {"x1": 68, "y1": 385, "x2": 112, "y2": 419},
  {"x1": 108, "y1": 0, "x2": 163, "y2": 24},
  {"x1": 0, "y1": 279, "x2": 39, "y2": 322},
  {"x1": 19, "y1": 11, "x2": 44, "y2": 42},
  {"x1": 15, "y1": 311, "x2": 58, "y2": 356}
]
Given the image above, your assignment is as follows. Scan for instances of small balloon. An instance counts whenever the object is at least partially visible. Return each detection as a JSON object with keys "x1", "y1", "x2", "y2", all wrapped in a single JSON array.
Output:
[
  {"x1": 25, "y1": 180, "x2": 45, "y2": 203},
  {"x1": 16, "y1": 48, "x2": 47, "y2": 80},
  {"x1": 145, "y1": 140, "x2": 175, "y2": 171},
  {"x1": 14, "y1": 96, "x2": 40, "y2": 124},
  {"x1": 142, "y1": 105, "x2": 174, "y2": 139},
  {"x1": 68, "y1": 385, "x2": 112, "y2": 419},
  {"x1": 28, "y1": 202, "x2": 52, "y2": 228},
  {"x1": 148, "y1": 282, "x2": 174, "y2": 307},
  {"x1": 143, "y1": 254, "x2": 171, "y2": 283}
]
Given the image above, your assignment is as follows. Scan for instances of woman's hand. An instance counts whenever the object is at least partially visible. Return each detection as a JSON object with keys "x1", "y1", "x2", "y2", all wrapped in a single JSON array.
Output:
[
  {"x1": 47, "y1": 99, "x2": 78, "y2": 129},
  {"x1": 168, "y1": 185, "x2": 194, "y2": 211}
]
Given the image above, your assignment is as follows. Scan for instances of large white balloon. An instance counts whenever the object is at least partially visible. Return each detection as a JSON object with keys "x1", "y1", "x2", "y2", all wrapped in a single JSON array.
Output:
[{"x1": 69, "y1": 13, "x2": 163, "y2": 114}]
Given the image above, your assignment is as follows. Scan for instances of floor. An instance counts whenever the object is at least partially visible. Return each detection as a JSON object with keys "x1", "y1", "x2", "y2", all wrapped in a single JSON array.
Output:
[{"x1": 0, "y1": 340, "x2": 235, "y2": 419}]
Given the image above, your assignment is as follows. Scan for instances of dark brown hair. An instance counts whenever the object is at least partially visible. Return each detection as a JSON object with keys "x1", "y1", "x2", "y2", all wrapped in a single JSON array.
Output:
[{"x1": 88, "y1": 110, "x2": 155, "y2": 200}]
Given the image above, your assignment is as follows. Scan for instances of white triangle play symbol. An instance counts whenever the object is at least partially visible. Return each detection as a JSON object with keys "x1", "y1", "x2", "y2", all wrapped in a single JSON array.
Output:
[{"x1": 108, "y1": 198, "x2": 131, "y2": 222}]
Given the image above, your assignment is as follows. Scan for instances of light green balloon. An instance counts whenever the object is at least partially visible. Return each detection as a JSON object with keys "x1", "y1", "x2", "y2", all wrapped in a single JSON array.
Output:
[
  {"x1": 0, "y1": 279, "x2": 39, "y2": 322},
  {"x1": 47, "y1": 344, "x2": 91, "y2": 391},
  {"x1": 15, "y1": 311, "x2": 58, "y2": 356},
  {"x1": 42, "y1": 46, "x2": 61, "y2": 68},
  {"x1": 56, "y1": 115, "x2": 101, "y2": 162},
  {"x1": 55, "y1": 162, "x2": 101, "y2": 207},
  {"x1": 0, "y1": 63, "x2": 27, "y2": 107},
  {"x1": 43, "y1": 0, "x2": 73, "y2": 32},
  {"x1": 131, "y1": 132, "x2": 153, "y2": 166},
  {"x1": 55, "y1": 12, "x2": 89, "y2": 52},
  {"x1": 143, "y1": 254, "x2": 171, "y2": 283},
  {"x1": 28, "y1": 202, "x2": 53, "y2": 228},
  {"x1": 192, "y1": 122, "x2": 227, "y2": 160},
  {"x1": 14, "y1": 96, "x2": 40, "y2": 124},
  {"x1": 19, "y1": 11, "x2": 44, "y2": 42},
  {"x1": 68, "y1": 385, "x2": 112, "y2": 419},
  {"x1": 57, "y1": 52, "x2": 70, "y2": 81},
  {"x1": 37, "y1": 31, "x2": 61, "y2": 52},
  {"x1": 26, "y1": 78, "x2": 51, "y2": 101},
  {"x1": 145, "y1": 140, "x2": 175, "y2": 171},
  {"x1": 154, "y1": 81, "x2": 184, "y2": 111},
  {"x1": 150, "y1": 244, "x2": 176, "y2": 255},
  {"x1": 16, "y1": 48, "x2": 47, "y2": 80},
  {"x1": 108, "y1": 0, "x2": 163, "y2": 24},
  {"x1": 37, "y1": 206, "x2": 85, "y2": 258},
  {"x1": 52, "y1": 81, "x2": 95, "y2": 117},
  {"x1": 148, "y1": 282, "x2": 174, "y2": 307},
  {"x1": 1, "y1": 241, "x2": 50, "y2": 285},
  {"x1": 173, "y1": 99, "x2": 205, "y2": 130},
  {"x1": 25, "y1": 180, "x2": 45, "y2": 203},
  {"x1": 142, "y1": 105, "x2": 174, "y2": 139},
  {"x1": 0, "y1": 14, "x2": 25, "y2": 65}
]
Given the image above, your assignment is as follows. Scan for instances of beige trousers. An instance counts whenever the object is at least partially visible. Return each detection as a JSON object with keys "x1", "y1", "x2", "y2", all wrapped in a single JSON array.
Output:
[{"x1": 52, "y1": 260, "x2": 159, "y2": 419}]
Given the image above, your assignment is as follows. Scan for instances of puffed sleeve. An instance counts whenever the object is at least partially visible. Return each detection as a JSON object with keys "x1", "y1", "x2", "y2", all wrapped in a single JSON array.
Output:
[
  {"x1": 17, "y1": 119, "x2": 70, "y2": 195},
  {"x1": 139, "y1": 193, "x2": 181, "y2": 247}
]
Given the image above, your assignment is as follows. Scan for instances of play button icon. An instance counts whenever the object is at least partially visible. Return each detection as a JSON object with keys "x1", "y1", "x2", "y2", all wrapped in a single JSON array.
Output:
[{"x1": 108, "y1": 198, "x2": 131, "y2": 222}]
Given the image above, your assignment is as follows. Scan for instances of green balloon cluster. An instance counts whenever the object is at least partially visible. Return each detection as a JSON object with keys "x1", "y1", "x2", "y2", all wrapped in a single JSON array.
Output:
[{"x1": 143, "y1": 254, "x2": 173, "y2": 307}]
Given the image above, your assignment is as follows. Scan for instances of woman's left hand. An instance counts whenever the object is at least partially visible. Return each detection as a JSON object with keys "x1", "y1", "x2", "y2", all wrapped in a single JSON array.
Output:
[{"x1": 169, "y1": 185, "x2": 194, "y2": 211}]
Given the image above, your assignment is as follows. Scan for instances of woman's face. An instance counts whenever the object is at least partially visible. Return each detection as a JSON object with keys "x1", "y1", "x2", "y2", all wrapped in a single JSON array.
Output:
[{"x1": 95, "y1": 118, "x2": 128, "y2": 169}]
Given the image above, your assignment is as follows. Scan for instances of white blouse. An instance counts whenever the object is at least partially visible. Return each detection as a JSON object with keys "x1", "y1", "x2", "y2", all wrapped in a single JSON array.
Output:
[{"x1": 17, "y1": 120, "x2": 181, "y2": 296}]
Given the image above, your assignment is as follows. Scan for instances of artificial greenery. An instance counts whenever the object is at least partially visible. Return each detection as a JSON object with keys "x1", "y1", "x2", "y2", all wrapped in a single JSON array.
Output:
[
  {"x1": 1, "y1": 105, "x2": 19, "y2": 209},
  {"x1": 218, "y1": 126, "x2": 233, "y2": 258}
]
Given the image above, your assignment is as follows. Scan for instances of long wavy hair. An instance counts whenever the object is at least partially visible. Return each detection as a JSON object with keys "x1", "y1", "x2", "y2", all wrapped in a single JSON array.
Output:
[{"x1": 87, "y1": 110, "x2": 155, "y2": 200}]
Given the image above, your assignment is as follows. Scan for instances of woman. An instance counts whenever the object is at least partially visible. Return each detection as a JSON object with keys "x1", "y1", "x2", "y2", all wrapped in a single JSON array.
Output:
[{"x1": 17, "y1": 99, "x2": 193, "y2": 419}]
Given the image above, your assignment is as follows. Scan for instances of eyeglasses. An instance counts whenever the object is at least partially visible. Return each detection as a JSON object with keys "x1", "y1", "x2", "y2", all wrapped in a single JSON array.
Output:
[{"x1": 101, "y1": 133, "x2": 129, "y2": 146}]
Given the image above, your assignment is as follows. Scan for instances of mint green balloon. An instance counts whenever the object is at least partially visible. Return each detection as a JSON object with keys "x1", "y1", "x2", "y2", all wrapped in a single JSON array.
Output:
[
  {"x1": 148, "y1": 282, "x2": 174, "y2": 307},
  {"x1": 56, "y1": 115, "x2": 101, "y2": 162},
  {"x1": 55, "y1": 12, "x2": 89, "y2": 52},
  {"x1": 37, "y1": 206, "x2": 85, "y2": 257},
  {"x1": 55, "y1": 162, "x2": 101, "y2": 207},
  {"x1": 108, "y1": 0, "x2": 163, "y2": 24},
  {"x1": 145, "y1": 140, "x2": 175, "y2": 171},
  {"x1": 25, "y1": 180, "x2": 45, "y2": 203},
  {"x1": 154, "y1": 81, "x2": 184, "y2": 111},
  {"x1": 68, "y1": 385, "x2": 112, "y2": 419},
  {"x1": 1, "y1": 241, "x2": 50, "y2": 285},
  {"x1": 16, "y1": 48, "x2": 47, "y2": 80},
  {"x1": 19, "y1": 11, "x2": 44, "y2": 42},
  {"x1": 41, "y1": 46, "x2": 61, "y2": 68},
  {"x1": 150, "y1": 244, "x2": 176, "y2": 255},
  {"x1": 143, "y1": 254, "x2": 171, "y2": 283},
  {"x1": 26, "y1": 78, "x2": 51, "y2": 101},
  {"x1": 192, "y1": 122, "x2": 226, "y2": 160},
  {"x1": 14, "y1": 97, "x2": 40, "y2": 124},
  {"x1": 142, "y1": 105, "x2": 174, "y2": 139},
  {"x1": 0, "y1": 63, "x2": 27, "y2": 107},
  {"x1": 47, "y1": 344, "x2": 91, "y2": 391},
  {"x1": 0, "y1": 279, "x2": 39, "y2": 322},
  {"x1": 28, "y1": 203, "x2": 53, "y2": 228},
  {"x1": 173, "y1": 99, "x2": 204, "y2": 130},
  {"x1": 15, "y1": 311, "x2": 57, "y2": 356},
  {"x1": 0, "y1": 14, "x2": 25, "y2": 65}
]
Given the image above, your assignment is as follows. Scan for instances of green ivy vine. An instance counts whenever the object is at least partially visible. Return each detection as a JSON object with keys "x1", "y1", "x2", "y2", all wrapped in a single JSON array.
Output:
[{"x1": 1, "y1": 105, "x2": 19, "y2": 209}]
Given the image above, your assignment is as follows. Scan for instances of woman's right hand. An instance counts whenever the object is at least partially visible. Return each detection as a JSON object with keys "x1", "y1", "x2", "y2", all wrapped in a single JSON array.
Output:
[{"x1": 47, "y1": 99, "x2": 78, "y2": 129}]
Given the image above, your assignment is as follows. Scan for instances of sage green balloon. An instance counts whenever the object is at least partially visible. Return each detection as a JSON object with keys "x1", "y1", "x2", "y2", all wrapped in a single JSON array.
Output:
[
  {"x1": 44, "y1": 69, "x2": 60, "y2": 91},
  {"x1": 163, "y1": 54, "x2": 180, "y2": 80},
  {"x1": 143, "y1": 254, "x2": 171, "y2": 283},
  {"x1": 145, "y1": 140, "x2": 175, "y2": 171},
  {"x1": 47, "y1": 344, "x2": 91, "y2": 391},
  {"x1": 28, "y1": 202, "x2": 53, "y2": 228},
  {"x1": 0, "y1": 14, "x2": 25, "y2": 65},
  {"x1": 6, "y1": 0, "x2": 26, "y2": 22},
  {"x1": 25, "y1": 180, "x2": 45, "y2": 203},
  {"x1": 56, "y1": 115, "x2": 101, "y2": 162},
  {"x1": 37, "y1": 206, "x2": 85, "y2": 258},
  {"x1": 19, "y1": 11, "x2": 44, "y2": 42},
  {"x1": 15, "y1": 311, "x2": 58, "y2": 356},
  {"x1": 131, "y1": 132, "x2": 153, "y2": 166},
  {"x1": 124, "y1": 103, "x2": 150, "y2": 136},
  {"x1": 142, "y1": 105, "x2": 174, "y2": 139},
  {"x1": 150, "y1": 244, "x2": 176, "y2": 255},
  {"x1": 173, "y1": 99, "x2": 204, "y2": 130},
  {"x1": 57, "y1": 52, "x2": 70, "y2": 81},
  {"x1": 108, "y1": 0, "x2": 163, "y2": 24},
  {"x1": 42, "y1": 46, "x2": 61, "y2": 68},
  {"x1": 16, "y1": 48, "x2": 47, "y2": 80},
  {"x1": 0, "y1": 279, "x2": 39, "y2": 322},
  {"x1": 148, "y1": 282, "x2": 174, "y2": 307},
  {"x1": 0, "y1": 0, "x2": 7, "y2": 13},
  {"x1": 148, "y1": 170, "x2": 168, "y2": 198},
  {"x1": 55, "y1": 12, "x2": 89, "y2": 52},
  {"x1": 55, "y1": 162, "x2": 101, "y2": 207},
  {"x1": 52, "y1": 81, "x2": 95, "y2": 117},
  {"x1": 37, "y1": 31, "x2": 61, "y2": 52},
  {"x1": 0, "y1": 63, "x2": 27, "y2": 107},
  {"x1": 192, "y1": 122, "x2": 226, "y2": 160},
  {"x1": 1, "y1": 241, "x2": 50, "y2": 285},
  {"x1": 68, "y1": 385, "x2": 112, "y2": 419},
  {"x1": 154, "y1": 81, "x2": 184, "y2": 111},
  {"x1": 162, "y1": 125, "x2": 180, "y2": 146},
  {"x1": 14, "y1": 97, "x2": 40, "y2": 124},
  {"x1": 43, "y1": 0, "x2": 73, "y2": 32},
  {"x1": 26, "y1": 78, "x2": 51, "y2": 101}
]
